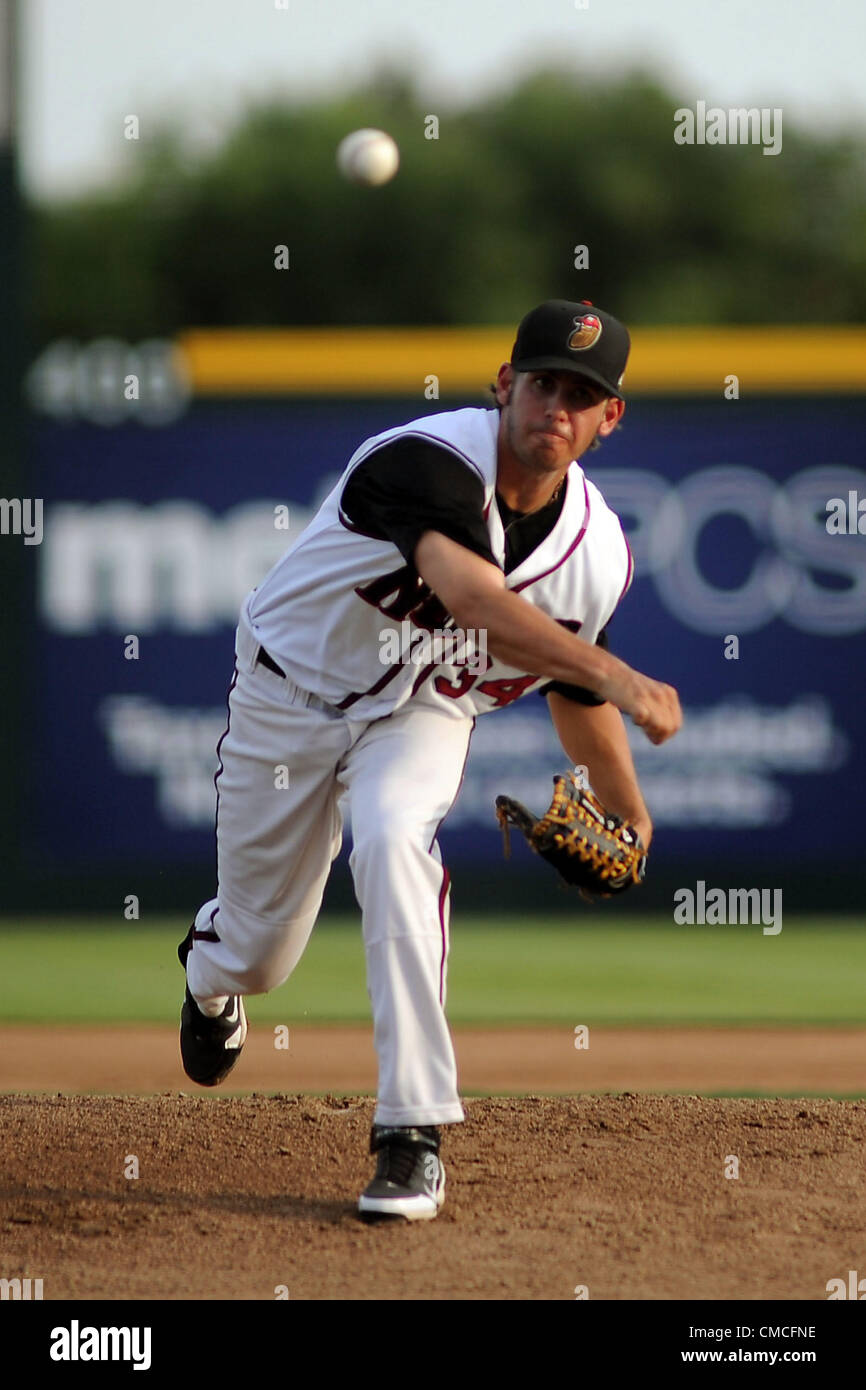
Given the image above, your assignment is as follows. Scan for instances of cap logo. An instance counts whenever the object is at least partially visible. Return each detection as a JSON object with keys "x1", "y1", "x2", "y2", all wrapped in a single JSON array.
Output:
[{"x1": 568, "y1": 314, "x2": 602, "y2": 351}]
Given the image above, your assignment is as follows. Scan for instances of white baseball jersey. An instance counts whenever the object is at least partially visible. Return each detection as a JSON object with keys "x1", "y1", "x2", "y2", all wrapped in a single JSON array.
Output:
[{"x1": 244, "y1": 407, "x2": 633, "y2": 722}]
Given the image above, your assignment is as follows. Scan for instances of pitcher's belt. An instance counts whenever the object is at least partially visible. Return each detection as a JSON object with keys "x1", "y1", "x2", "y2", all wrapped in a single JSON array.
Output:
[{"x1": 256, "y1": 646, "x2": 286, "y2": 677}]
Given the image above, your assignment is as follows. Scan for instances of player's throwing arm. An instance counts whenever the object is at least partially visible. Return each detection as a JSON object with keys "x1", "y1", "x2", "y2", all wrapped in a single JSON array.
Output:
[{"x1": 414, "y1": 531, "x2": 682, "y2": 745}]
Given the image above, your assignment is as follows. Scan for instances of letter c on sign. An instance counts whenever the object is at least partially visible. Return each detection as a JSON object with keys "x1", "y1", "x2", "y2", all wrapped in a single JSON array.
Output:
[{"x1": 651, "y1": 467, "x2": 797, "y2": 634}]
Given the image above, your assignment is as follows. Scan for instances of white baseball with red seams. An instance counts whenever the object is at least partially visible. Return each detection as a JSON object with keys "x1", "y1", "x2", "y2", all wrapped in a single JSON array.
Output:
[{"x1": 184, "y1": 407, "x2": 631, "y2": 1127}]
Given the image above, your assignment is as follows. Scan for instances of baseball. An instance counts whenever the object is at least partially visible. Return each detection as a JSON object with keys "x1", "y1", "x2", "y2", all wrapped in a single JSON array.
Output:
[{"x1": 336, "y1": 128, "x2": 400, "y2": 187}]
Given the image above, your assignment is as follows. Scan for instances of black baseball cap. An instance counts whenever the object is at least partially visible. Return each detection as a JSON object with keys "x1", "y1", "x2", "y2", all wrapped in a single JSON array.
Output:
[{"x1": 511, "y1": 299, "x2": 630, "y2": 400}]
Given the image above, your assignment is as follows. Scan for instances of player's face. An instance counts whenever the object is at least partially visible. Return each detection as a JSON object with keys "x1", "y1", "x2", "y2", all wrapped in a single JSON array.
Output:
[{"x1": 496, "y1": 365, "x2": 624, "y2": 475}]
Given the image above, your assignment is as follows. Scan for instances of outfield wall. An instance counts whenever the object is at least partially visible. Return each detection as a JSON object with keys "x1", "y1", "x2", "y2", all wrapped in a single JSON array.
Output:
[{"x1": 6, "y1": 329, "x2": 865, "y2": 912}]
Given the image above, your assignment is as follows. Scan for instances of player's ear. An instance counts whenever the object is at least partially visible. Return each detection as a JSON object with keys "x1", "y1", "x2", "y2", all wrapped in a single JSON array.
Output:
[
  {"x1": 596, "y1": 397, "x2": 625, "y2": 436},
  {"x1": 495, "y1": 363, "x2": 514, "y2": 406}
]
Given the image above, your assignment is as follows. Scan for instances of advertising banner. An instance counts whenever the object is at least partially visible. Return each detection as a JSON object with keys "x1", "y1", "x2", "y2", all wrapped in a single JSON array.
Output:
[{"x1": 26, "y1": 394, "x2": 865, "y2": 883}]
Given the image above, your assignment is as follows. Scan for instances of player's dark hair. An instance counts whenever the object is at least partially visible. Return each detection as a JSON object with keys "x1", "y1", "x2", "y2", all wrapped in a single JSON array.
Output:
[{"x1": 485, "y1": 382, "x2": 618, "y2": 452}]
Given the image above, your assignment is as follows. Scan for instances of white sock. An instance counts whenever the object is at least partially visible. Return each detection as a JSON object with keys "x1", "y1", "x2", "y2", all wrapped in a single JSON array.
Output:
[{"x1": 195, "y1": 994, "x2": 230, "y2": 1018}]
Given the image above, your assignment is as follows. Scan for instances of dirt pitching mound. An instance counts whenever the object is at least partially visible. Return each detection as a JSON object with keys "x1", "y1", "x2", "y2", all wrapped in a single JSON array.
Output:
[{"x1": 1, "y1": 1094, "x2": 863, "y2": 1301}]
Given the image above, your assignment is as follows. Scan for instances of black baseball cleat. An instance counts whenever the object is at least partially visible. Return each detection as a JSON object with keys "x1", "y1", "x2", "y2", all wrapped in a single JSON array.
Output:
[
  {"x1": 178, "y1": 927, "x2": 247, "y2": 1087},
  {"x1": 357, "y1": 1125, "x2": 445, "y2": 1222}
]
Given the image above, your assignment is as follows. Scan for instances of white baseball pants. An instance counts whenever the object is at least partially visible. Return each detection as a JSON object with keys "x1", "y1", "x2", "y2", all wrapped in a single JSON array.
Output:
[{"x1": 185, "y1": 618, "x2": 472, "y2": 1127}]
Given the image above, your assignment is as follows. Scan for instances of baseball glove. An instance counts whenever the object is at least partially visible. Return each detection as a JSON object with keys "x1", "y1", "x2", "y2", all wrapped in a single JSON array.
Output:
[{"x1": 494, "y1": 769, "x2": 646, "y2": 899}]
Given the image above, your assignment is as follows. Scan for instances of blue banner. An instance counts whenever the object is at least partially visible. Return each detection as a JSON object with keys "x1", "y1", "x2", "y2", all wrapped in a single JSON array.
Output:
[{"x1": 26, "y1": 395, "x2": 866, "y2": 876}]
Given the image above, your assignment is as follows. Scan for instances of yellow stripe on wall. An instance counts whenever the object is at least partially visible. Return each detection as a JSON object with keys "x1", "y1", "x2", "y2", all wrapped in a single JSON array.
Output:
[{"x1": 176, "y1": 326, "x2": 866, "y2": 395}]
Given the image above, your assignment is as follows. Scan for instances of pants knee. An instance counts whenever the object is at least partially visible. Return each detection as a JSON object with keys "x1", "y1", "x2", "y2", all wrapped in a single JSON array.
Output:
[
  {"x1": 195, "y1": 905, "x2": 316, "y2": 997},
  {"x1": 240, "y1": 956, "x2": 287, "y2": 994},
  {"x1": 351, "y1": 819, "x2": 429, "y2": 867}
]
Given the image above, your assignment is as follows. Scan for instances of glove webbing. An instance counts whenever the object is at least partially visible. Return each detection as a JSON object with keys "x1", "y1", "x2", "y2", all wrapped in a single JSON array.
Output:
[
  {"x1": 495, "y1": 801, "x2": 534, "y2": 859},
  {"x1": 497, "y1": 810, "x2": 512, "y2": 859},
  {"x1": 537, "y1": 779, "x2": 643, "y2": 885}
]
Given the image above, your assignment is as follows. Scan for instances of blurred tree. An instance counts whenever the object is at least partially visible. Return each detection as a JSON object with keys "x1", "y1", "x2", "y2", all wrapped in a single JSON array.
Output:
[{"x1": 27, "y1": 67, "x2": 866, "y2": 343}]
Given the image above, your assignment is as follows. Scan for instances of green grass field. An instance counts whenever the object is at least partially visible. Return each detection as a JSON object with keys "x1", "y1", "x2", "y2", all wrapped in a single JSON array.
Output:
[{"x1": 1, "y1": 915, "x2": 864, "y2": 1026}]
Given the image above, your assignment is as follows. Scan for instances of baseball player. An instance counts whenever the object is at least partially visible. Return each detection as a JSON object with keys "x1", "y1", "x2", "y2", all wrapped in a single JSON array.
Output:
[{"x1": 178, "y1": 299, "x2": 681, "y2": 1222}]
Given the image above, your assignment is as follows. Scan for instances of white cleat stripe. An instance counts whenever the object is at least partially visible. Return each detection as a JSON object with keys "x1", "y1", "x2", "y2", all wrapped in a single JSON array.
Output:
[{"x1": 224, "y1": 1001, "x2": 248, "y2": 1050}]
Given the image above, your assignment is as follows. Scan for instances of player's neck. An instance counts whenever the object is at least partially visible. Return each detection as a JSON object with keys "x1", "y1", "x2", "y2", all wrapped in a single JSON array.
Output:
[{"x1": 495, "y1": 459, "x2": 568, "y2": 515}]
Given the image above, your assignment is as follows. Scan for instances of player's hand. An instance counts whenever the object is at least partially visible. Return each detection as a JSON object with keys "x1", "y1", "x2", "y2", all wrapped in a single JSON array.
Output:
[
  {"x1": 628, "y1": 676, "x2": 682, "y2": 744},
  {"x1": 597, "y1": 664, "x2": 682, "y2": 745}
]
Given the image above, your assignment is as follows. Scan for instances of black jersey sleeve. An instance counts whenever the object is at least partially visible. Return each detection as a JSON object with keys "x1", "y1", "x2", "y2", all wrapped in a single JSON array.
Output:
[
  {"x1": 538, "y1": 627, "x2": 610, "y2": 707},
  {"x1": 340, "y1": 437, "x2": 497, "y2": 568}
]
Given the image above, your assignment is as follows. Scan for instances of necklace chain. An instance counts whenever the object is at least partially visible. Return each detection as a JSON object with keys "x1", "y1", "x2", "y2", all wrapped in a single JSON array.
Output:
[{"x1": 499, "y1": 475, "x2": 565, "y2": 531}]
